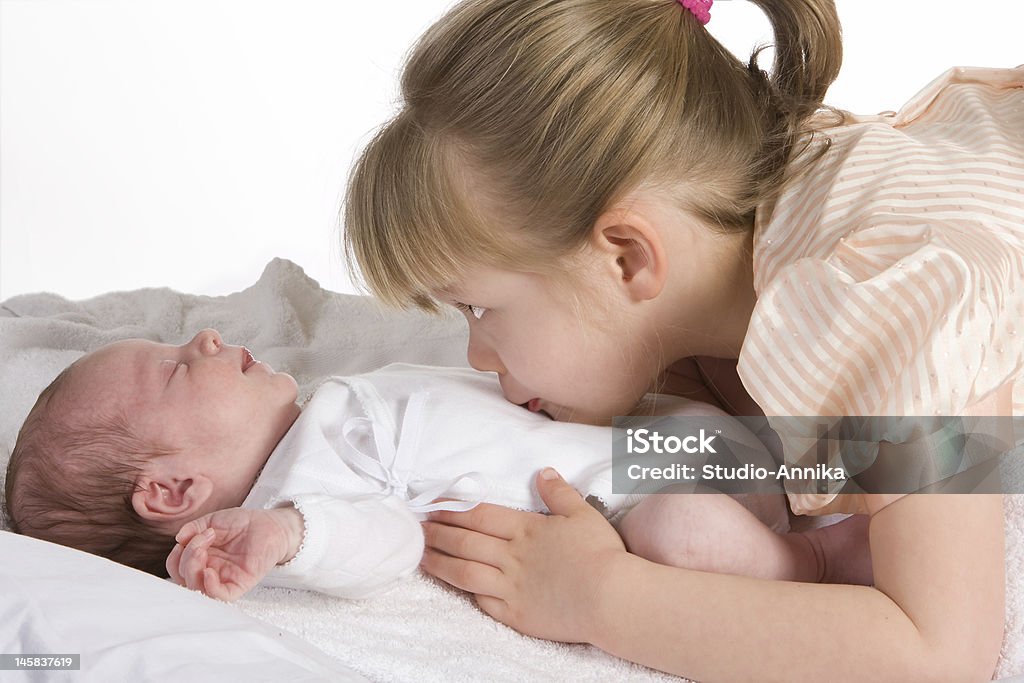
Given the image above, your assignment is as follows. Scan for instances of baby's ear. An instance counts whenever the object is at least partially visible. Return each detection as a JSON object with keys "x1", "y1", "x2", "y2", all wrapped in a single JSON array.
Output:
[{"x1": 131, "y1": 474, "x2": 214, "y2": 525}]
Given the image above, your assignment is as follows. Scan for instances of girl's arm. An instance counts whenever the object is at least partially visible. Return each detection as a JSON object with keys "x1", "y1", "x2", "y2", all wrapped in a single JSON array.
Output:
[
  {"x1": 422, "y1": 472, "x2": 1005, "y2": 682},
  {"x1": 594, "y1": 492, "x2": 1004, "y2": 682}
]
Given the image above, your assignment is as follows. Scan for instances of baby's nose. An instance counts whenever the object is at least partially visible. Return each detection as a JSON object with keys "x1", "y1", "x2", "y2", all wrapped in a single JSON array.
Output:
[{"x1": 190, "y1": 328, "x2": 223, "y2": 355}]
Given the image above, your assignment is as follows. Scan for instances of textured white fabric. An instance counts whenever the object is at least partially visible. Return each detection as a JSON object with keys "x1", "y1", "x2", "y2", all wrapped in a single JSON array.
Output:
[{"x1": 0, "y1": 530, "x2": 367, "y2": 683}]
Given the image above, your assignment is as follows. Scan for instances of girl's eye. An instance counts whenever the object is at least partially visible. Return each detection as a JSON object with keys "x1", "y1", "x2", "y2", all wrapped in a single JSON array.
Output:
[{"x1": 455, "y1": 302, "x2": 488, "y2": 320}]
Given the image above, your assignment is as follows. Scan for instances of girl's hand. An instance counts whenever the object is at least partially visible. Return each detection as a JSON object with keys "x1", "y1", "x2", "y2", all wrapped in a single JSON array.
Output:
[
  {"x1": 420, "y1": 468, "x2": 627, "y2": 644},
  {"x1": 166, "y1": 506, "x2": 304, "y2": 601}
]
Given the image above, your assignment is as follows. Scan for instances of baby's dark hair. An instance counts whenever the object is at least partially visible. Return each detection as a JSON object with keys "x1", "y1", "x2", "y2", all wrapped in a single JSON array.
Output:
[{"x1": 3, "y1": 364, "x2": 177, "y2": 577}]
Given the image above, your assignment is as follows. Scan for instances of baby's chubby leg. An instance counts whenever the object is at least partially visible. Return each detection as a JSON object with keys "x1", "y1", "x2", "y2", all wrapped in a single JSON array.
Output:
[
  {"x1": 616, "y1": 487, "x2": 873, "y2": 585},
  {"x1": 618, "y1": 396, "x2": 872, "y2": 584}
]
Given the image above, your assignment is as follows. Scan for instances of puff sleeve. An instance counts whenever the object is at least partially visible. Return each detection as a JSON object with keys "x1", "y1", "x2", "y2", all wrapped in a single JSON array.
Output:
[{"x1": 738, "y1": 219, "x2": 1024, "y2": 513}]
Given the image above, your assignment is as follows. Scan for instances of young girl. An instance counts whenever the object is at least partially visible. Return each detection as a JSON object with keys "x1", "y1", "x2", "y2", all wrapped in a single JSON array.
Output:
[{"x1": 344, "y1": 0, "x2": 1021, "y2": 679}]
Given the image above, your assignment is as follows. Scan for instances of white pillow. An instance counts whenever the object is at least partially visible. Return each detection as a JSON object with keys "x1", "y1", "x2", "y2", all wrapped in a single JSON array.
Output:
[{"x1": 0, "y1": 531, "x2": 365, "y2": 682}]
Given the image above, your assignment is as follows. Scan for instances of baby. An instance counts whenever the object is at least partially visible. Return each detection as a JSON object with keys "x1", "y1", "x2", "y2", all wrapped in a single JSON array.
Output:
[{"x1": 4, "y1": 329, "x2": 861, "y2": 601}]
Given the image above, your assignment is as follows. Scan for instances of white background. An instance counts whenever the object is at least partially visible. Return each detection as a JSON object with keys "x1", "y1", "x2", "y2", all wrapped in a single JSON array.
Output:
[{"x1": 1, "y1": 0, "x2": 1021, "y2": 301}]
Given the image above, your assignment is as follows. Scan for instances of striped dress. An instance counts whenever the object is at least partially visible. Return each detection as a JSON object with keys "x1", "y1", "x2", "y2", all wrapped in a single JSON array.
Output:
[{"x1": 737, "y1": 66, "x2": 1024, "y2": 515}]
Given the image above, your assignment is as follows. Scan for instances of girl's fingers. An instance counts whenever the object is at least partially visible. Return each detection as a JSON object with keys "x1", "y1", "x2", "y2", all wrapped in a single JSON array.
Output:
[
  {"x1": 534, "y1": 468, "x2": 589, "y2": 517},
  {"x1": 427, "y1": 502, "x2": 534, "y2": 540},
  {"x1": 474, "y1": 594, "x2": 511, "y2": 624},
  {"x1": 421, "y1": 520, "x2": 509, "y2": 569},
  {"x1": 419, "y1": 546, "x2": 507, "y2": 598}
]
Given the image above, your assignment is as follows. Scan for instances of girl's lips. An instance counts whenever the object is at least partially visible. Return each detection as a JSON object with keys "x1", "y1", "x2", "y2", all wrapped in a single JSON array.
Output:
[
  {"x1": 241, "y1": 347, "x2": 257, "y2": 372},
  {"x1": 526, "y1": 398, "x2": 555, "y2": 420},
  {"x1": 517, "y1": 399, "x2": 555, "y2": 420}
]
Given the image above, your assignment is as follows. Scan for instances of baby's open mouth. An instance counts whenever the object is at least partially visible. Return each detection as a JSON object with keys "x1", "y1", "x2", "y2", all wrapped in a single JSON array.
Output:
[{"x1": 241, "y1": 347, "x2": 257, "y2": 372}]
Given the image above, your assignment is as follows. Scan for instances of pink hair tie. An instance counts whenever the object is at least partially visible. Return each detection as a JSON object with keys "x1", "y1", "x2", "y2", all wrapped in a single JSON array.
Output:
[{"x1": 678, "y1": 0, "x2": 713, "y2": 25}]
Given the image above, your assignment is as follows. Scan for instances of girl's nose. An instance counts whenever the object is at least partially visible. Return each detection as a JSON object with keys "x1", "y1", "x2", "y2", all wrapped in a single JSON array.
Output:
[
  {"x1": 466, "y1": 331, "x2": 504, "y2": 375},
  {"x1": 188, "y1": 328, "x2": 223, "y2": 356}
]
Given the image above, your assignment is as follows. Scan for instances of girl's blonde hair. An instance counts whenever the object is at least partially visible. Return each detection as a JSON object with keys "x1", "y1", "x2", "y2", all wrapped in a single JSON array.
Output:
[{"x1": 344, "y1": 0, "x2": 843, "y2": 310}]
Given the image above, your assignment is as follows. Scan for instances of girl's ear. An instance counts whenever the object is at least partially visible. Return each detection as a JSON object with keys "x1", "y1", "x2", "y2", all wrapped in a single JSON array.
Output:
[
  {"x1": 131, "y1": 472, "x2": 215, "y2": 526},
  {"x1": 590, "y1": 206, "x2": 668, "y2": 301}
]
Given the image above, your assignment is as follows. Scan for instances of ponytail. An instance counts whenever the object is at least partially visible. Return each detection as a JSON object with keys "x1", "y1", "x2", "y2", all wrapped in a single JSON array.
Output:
[
  {"x1": 746, "y1": 0, "x2": 844, "y2": 201},
  {"x1": 751, "y1": 0, "x2": 842, "y2": 113}
]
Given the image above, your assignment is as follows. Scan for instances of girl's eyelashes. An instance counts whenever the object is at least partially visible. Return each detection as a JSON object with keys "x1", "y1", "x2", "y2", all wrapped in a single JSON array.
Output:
[{"x1": 454, "y1": 301, "x2": 488, "y2": 320}]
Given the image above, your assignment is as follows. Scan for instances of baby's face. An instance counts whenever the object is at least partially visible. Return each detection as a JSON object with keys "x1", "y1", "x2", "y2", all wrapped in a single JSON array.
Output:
[{"x1": 65, "y1": 329, "x2": 300, "y2": 506}]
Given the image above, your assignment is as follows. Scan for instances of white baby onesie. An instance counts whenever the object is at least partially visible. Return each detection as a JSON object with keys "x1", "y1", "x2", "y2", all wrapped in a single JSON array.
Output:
[
  {"x1": 241, "y1": 364, "x2": 768, "y2": 598},
  {"x1": 240, "y1": 364, "x2": 629, "y2": 598}
]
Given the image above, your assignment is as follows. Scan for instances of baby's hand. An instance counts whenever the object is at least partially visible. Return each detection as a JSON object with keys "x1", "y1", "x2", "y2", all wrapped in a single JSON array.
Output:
[{"x1": 166, "y1": 506, "x2": 304, "y2": 601}]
